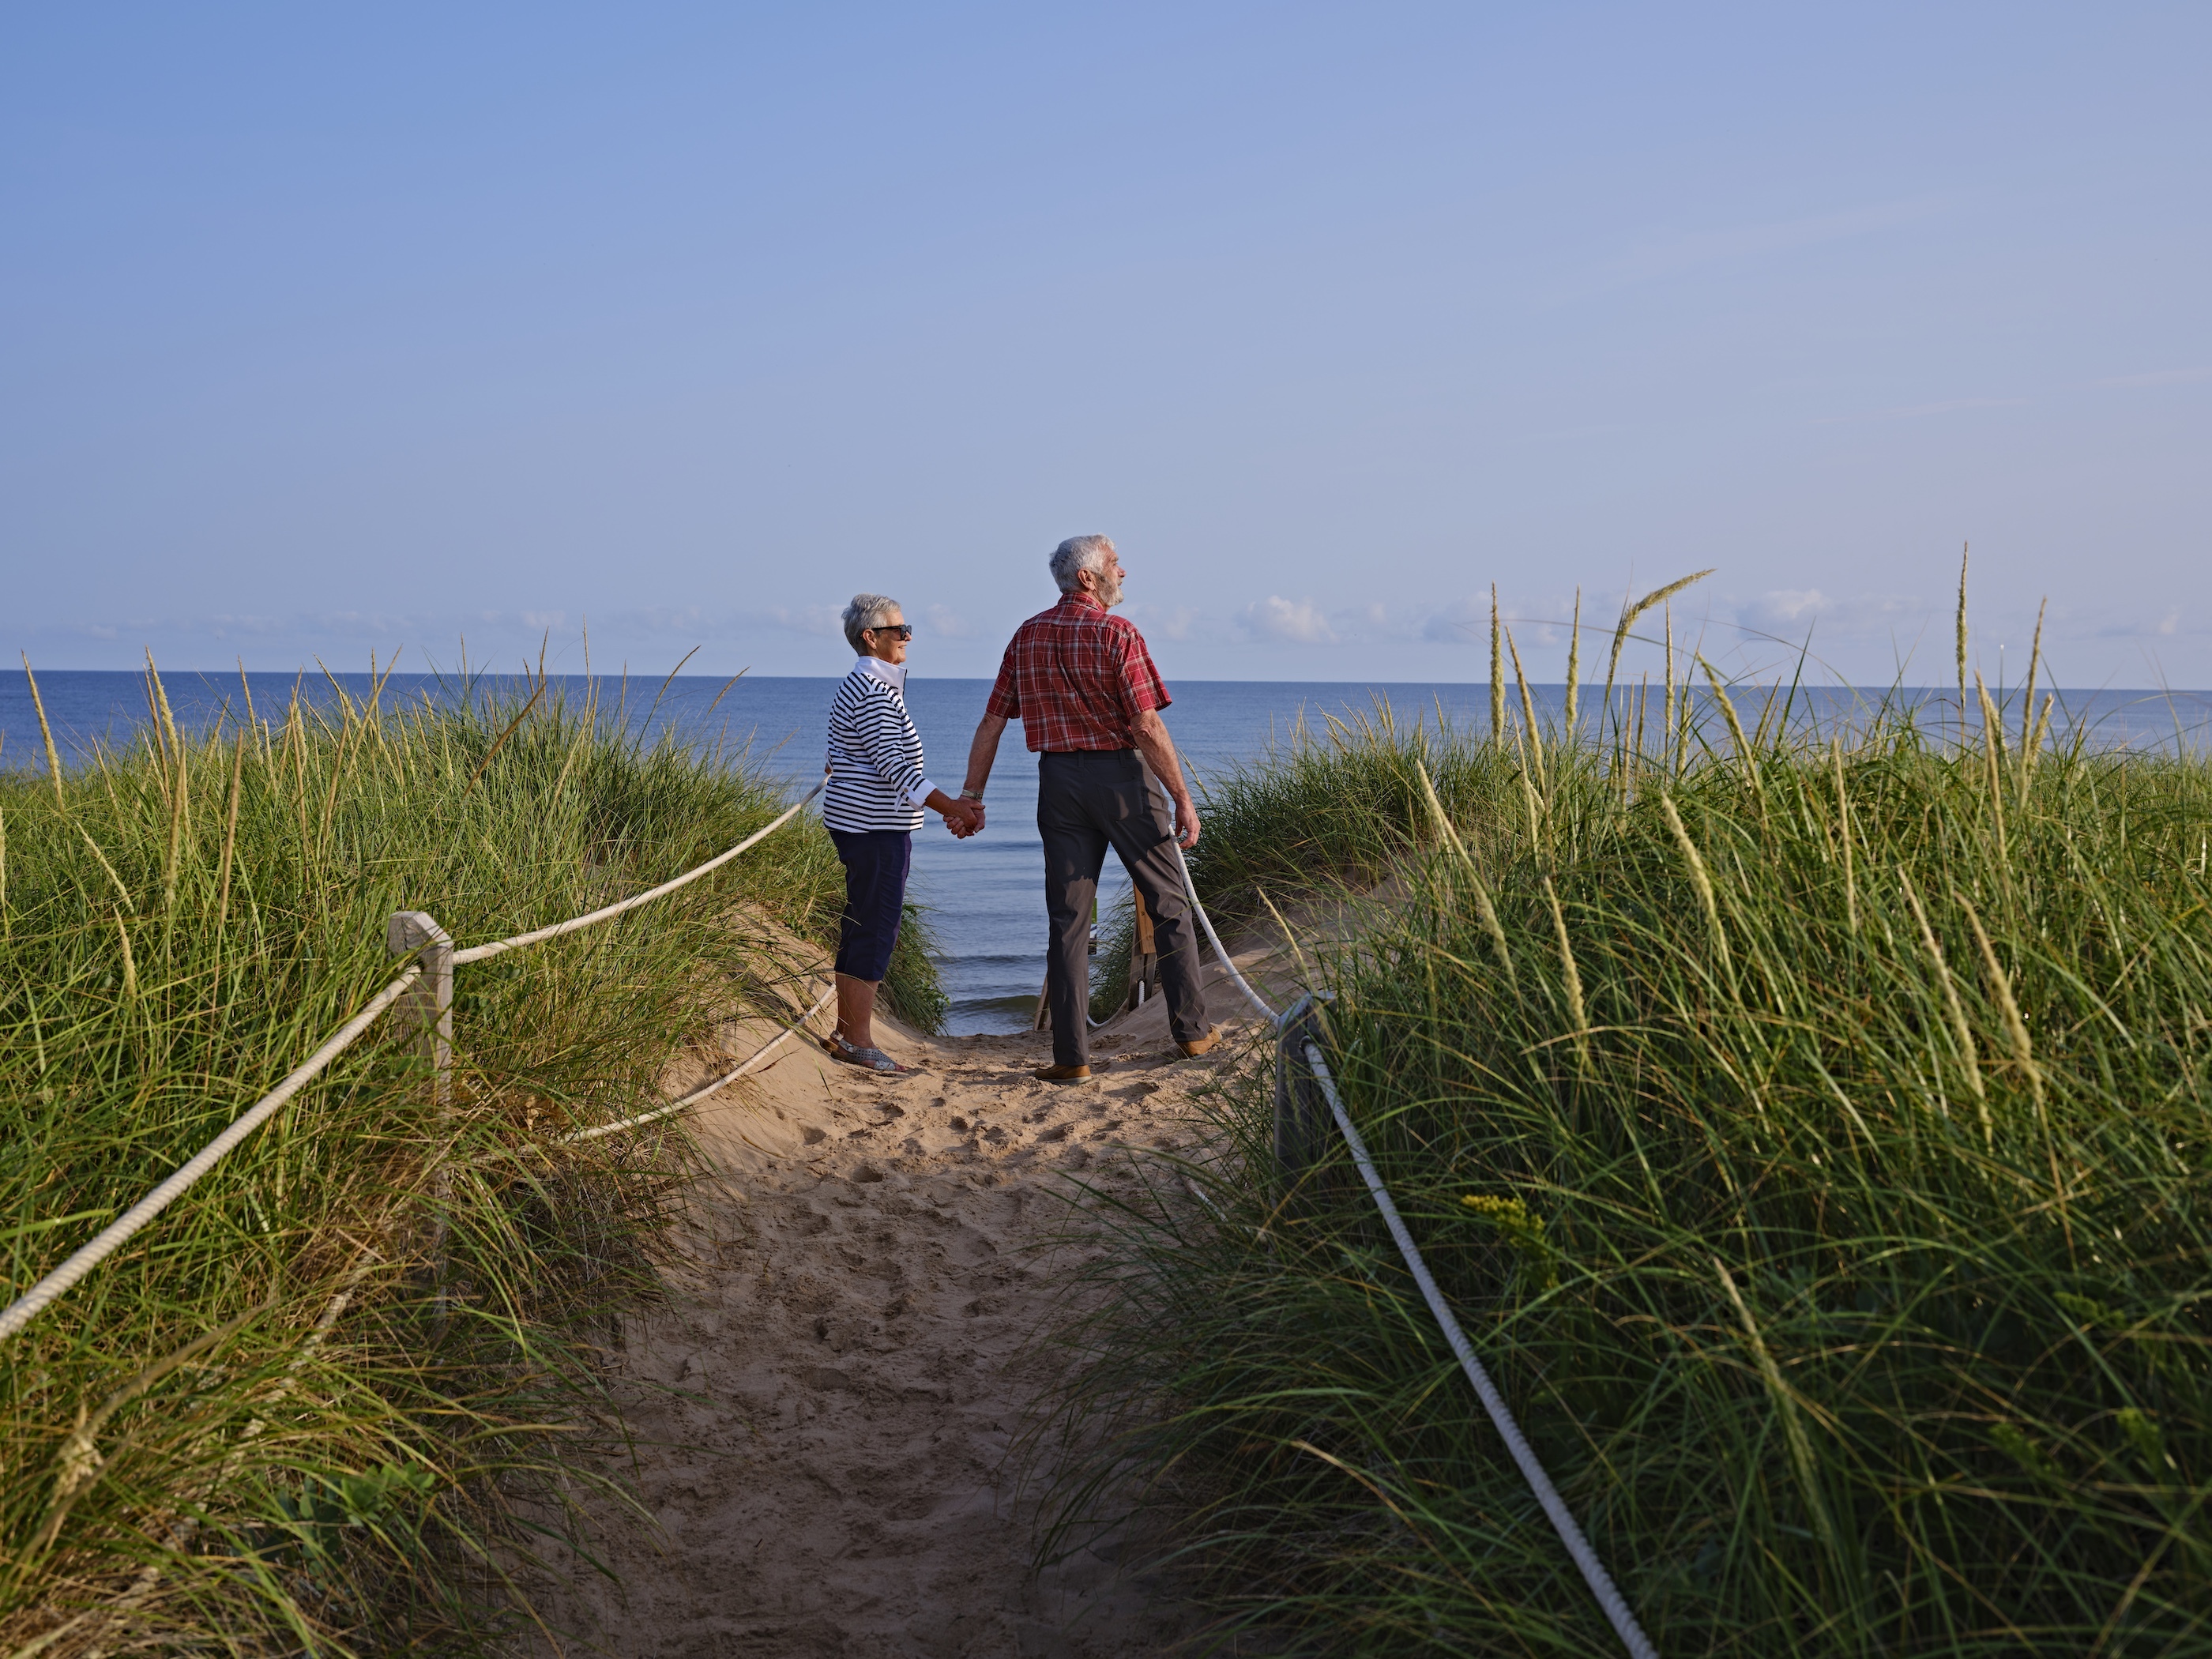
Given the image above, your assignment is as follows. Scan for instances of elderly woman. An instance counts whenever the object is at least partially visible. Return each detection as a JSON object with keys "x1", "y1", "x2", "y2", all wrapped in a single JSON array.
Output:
[{"x1": 822, "y1": 592, "x2": 980, "y2": 1074}]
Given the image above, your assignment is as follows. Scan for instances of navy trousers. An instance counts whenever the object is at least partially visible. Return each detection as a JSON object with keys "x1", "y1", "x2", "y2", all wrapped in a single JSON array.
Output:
[{"x1": 830, "y1": 828, "x2": 912, "y2": 982}]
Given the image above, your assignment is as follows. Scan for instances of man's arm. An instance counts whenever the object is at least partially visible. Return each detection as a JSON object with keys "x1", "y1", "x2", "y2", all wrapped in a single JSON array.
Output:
[
  {"x1": 1130, "y1": 707, "x2": 1200, "y2": 848},
  {"x1": 962, "y1": 713, "x2": 1009, "y2": 815}
]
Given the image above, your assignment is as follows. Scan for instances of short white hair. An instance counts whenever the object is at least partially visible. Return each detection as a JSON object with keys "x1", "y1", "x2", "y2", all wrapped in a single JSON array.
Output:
[
  {"x1": 1049, "y1": 535, "x2": 1114, "y2": 593},
  {"x1": 841, "y1": 592, "x2": 901, "y2": 653}
]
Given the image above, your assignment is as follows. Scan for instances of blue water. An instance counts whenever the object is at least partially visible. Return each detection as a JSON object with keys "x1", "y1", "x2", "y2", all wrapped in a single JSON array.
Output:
[{"x1": 6, "y1": 670, "x2": 2210, "y2": 1034}]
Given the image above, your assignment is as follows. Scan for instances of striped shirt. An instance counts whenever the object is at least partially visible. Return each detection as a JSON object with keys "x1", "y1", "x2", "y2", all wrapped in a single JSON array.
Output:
[{"x1": 822, "y1": 656, "x2": 938, "y2": 833}]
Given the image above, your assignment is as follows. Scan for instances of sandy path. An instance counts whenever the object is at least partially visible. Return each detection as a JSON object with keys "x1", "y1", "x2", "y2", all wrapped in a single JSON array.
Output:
[{"x1": 517, "y1": 943, "x2": 1281, "y2": 1658}]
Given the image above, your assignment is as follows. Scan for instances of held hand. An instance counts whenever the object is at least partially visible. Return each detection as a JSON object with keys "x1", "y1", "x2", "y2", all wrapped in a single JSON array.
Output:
[{"x1": 939, "y1": 799, "x2": 983, "y2": 838}]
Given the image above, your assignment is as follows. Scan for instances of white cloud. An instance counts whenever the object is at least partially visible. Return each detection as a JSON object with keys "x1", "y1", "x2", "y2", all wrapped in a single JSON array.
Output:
[
  {"x1": 1736, "y1": 589, "x2": 1917, "y2": 641},
  {"x1": 1746, "y1": 589, "x2": 1828, "y2": 626},
  {"x1": 1242, "y1": 595, "x2": 1337, "y2": 645}
]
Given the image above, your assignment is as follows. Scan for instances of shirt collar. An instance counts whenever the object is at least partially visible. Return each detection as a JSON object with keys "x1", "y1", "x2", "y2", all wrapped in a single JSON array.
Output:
[
  {"x1": 1057, "y1": 591, "x2": 1107, "y2": 615},
  {"x1": 853, "y1": 653, "x2": 907, "y2": 693}
]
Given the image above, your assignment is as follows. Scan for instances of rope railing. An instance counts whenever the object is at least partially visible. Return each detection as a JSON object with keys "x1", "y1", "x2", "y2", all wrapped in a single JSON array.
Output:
[
  {"x1": 561, "y1": 983, "x2": 835, "y2": 1144},
  {"x1": 0, "y1": 968, "x2": 424, "y2": 1344},
  {"x1": 452, "y1": 787, "x2": 822, "y2": 965},
  {"x1": 1164, "y1": 834, "x2": 1660, "y2": 1659},
  {"x1": 0, "y1": 782, "x2": 826, "y2": 1345}
]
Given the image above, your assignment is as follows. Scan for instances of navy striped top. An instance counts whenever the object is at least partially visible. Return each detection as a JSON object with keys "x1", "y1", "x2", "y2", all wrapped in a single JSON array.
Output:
[{"x1": 822, "y1": 657, "x2": 937, "y2": 833}]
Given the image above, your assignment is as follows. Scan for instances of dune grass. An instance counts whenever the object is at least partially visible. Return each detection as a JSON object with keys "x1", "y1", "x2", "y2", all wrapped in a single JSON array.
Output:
[
  {"x1": 1055, "y1": 675, "x2": 2212, "y2": 1654},
  {"x1": 1087, "y1": 698, "x2": 1502, "y2": 1021},
  {"x1": 0, "y1": 666, "x2": 933, "y2": 1653}
]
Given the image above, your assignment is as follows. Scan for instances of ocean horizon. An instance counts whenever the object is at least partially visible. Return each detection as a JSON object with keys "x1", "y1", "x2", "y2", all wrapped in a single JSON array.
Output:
[{"x1": 9, "y1": 670, "x2": 2209, "y2": 1033}]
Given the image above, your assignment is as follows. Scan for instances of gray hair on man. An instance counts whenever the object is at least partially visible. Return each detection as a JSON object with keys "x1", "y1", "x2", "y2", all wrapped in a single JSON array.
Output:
[
  {"x1": 1048, "y1": 535, "x2": 1115, "y2": 593},
  {"x1": 841, "y1": 592, "x2": 901, "y2": 654}
]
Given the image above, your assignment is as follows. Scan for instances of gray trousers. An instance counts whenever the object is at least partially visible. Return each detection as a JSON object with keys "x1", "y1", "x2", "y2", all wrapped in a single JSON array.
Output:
[{"x1": 1038, "y1": 749, "x2": 1210, "y2": 1066}]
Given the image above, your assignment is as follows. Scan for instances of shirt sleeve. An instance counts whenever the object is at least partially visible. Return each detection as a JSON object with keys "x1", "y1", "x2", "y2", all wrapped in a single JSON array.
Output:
[
  {"x1": 1119, "y1": 624, "x2": 1170, "y2": 715},
  {"x1": 984, "y1": 637, "x2": 1021, "y2": 720}
]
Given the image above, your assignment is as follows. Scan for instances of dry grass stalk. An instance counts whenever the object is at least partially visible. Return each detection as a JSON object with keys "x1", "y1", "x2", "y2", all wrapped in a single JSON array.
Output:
[
  {"x1": 1977, "y1": 672, "x2": 2010, "y2": 869},
  {"x1": 1833, "y1": 738, "x2": 1856, "y2": 931},
  {"x1": 1489, "y1": 584, "x2": 1504, "y2": 742},
  {"x1": 21, "y1": 655, "x2": 64, "y2": 808},
  {"x1": 1563, "y1": 588, "x2": 1582, "y2": 735},
  {"x1": 163, "y1": 709, "x2": 189, "y2": 912},
  {"x1": 1505, "y1": 626, "x2": 1542, "y2": 774},
  {"x1": 1661, "y1": 793, "x2": 1730, "y2": 973},
  {"x1": 1415, "y1": 758, "x2": 1510, "y2": 974},
  {"x1": 1955, "y1": 890, "x2": 2042, "y2": 1112},
  {"x1": 1601, "y1": 568, "x2": 1713, "y2": 736},
  {"x1": 2022, "y1": 597, "x2": 2047, "y2": 765},
  {"x1": 215, "y1": 732, "x2": 245, "y2": 930},
  {"x1": 1898, "y1": 864, "x2": 1992, "y2": 1145},
  {"x1": 465, "y1": 677, "x2": 549, "y2": 796},
  {"x1": 1698, "y1": 656, "x2": 1766, "y2": 815},
  {"x1": 1958, "y1": 888, "x2": 2071, "y2": 1245},
  {"x1": 1715, "y1": 1258, "x2": 1838, "y2": 1558},
  {"x1": 1542, "y1": 874, "x2": 1587, "y2": 1049},
  {"x1": 1956, "y1": 541, "x2": 1971, "y2": 720}
]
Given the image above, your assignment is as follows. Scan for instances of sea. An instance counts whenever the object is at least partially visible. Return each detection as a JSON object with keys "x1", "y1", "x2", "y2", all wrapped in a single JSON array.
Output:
[{"x1": 6, "y1": 669, "x2": 2208, "y2": 1035}]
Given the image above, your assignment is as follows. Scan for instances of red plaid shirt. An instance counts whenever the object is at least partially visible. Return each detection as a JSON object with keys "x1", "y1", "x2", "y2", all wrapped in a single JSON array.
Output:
[{"x1": 986, "y1": 593, "x2": 1172, "y2": 752}]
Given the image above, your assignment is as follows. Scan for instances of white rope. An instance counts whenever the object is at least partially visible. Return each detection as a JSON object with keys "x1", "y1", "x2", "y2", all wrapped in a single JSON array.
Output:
[
  {"x1": 2, "y1": 781, "x2": 826, "y2": 1343},
  {"x1": 452, "y1": 783, "x2": 824, "y2": 965},
  {"x1": 1168, "y1": 837, "x2": 1278, "y2": 1021},
  {"x1": 0, "y1": 967, "x2": 423, "y2": 1342},
  {"x1": 562, "y1": 984, "x2": 835, "y2": 1142},
  {"x1": 1164, "y1": 839, "x2": 1657, "y2": 1657},
  {"x1": 1301, "y1": 1040, "x2": 1659, "y2": 1659}
]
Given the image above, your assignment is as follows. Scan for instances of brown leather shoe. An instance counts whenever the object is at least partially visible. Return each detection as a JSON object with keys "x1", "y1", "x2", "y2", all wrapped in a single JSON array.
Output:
[
  {"x1": 1176, "y1": 1028, "x2": 1221, "y2": 1058},
  {"x1": 1033, "y1": 1062, "x2": 1107, "y2": 1084}
]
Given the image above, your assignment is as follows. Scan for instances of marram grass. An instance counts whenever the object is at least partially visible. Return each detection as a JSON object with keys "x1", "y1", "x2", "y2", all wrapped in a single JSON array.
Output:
[
  {"x1": 1054, "y1": 679, "x2": 2212, "y2": 1656},
  {"x1": 0, "y1": 668, "x2": 935, "y2": 1654}
]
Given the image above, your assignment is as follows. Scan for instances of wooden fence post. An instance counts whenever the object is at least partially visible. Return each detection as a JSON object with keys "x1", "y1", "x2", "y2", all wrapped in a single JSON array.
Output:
[
  {"x1": 388, "y1": 912, "x2": 454, "y2": 1323},
  {"x1": 1123, "y1": 889, "x2": 1159, "y2": 1012},
  {"x1": 386, "y1": 911, "x2": 453, "y2": 1100}
]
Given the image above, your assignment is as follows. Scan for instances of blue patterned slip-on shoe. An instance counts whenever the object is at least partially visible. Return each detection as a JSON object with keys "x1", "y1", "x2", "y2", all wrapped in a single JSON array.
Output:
[{"x1": 828, "y1": 1035, "x2": 918, "y2": 1077}]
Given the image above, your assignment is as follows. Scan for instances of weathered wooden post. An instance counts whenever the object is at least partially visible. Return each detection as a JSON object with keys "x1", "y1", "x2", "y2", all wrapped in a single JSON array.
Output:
[
  {"x1": 386, "y1": 911, "x2": 453, "y2": 1100},
  {"x1": 387, "y1": 912, "x2": 454, "y2": 1322},
  {"x1": 1122, "y1": 888, "x2": 1159, "y2": 1012}
]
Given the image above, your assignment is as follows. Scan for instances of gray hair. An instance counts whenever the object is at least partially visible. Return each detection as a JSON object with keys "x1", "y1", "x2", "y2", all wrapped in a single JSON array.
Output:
[
  {"x1": 841, "y1": 592, "x2": 901, "y2": 653},
  {"x1": 1048, "y1": 535, "x2": 1115, "y2": 593}
]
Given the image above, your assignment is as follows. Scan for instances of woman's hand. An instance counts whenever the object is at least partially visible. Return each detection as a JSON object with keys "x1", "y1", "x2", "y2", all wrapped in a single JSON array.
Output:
[{"x1": 924, "y1": 788, "x2": 983, "y2": 838}]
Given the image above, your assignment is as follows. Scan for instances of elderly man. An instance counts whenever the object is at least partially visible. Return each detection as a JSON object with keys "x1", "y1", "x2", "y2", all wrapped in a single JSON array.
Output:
[{"x1": 961, "y1": 535, "x2": 1214, "y2": 1082}]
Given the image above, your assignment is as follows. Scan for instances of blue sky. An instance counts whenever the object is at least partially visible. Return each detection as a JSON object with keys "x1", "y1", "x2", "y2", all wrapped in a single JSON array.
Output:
[{"x1": 5, "y1": 3, "x2": 2207, "y2": 687}]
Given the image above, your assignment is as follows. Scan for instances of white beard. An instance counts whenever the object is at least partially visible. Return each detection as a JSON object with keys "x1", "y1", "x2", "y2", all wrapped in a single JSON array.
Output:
[{"x1": 1097, "y1": 573, "x2": 1123, "y2": 608}]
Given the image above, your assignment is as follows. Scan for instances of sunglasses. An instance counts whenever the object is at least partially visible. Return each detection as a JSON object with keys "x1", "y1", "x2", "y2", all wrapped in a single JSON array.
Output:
[{"x1": 866, "y1": 623, "x2": 916, "y2": 641}]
